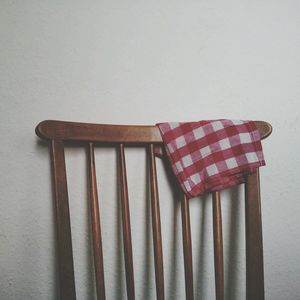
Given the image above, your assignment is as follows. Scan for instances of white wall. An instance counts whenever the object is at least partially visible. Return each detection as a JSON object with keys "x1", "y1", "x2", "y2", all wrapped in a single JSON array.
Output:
[{"x1": 1, "y1": 0, "x2": 299, "y2": 299}]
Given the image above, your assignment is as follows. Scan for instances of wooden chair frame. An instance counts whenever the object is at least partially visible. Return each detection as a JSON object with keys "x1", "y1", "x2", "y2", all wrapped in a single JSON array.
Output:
[{"x1": 36, "y1": 120, "x2": 272, "y2": 300}]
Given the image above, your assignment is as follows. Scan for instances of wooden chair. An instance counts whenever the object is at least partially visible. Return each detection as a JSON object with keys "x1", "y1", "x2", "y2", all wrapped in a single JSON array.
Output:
[{"x1": 35, "y1": 120, "x2": 272, "y2": 300}]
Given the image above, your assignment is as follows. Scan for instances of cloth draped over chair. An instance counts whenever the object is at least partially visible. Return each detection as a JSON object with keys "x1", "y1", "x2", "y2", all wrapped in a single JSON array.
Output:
[{"x1": 156, "y1": 119, "x2": 265, "y2": 198}]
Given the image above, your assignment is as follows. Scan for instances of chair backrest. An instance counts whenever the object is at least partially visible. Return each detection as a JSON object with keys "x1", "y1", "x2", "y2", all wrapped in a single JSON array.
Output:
[{"x1": 35, "y1": 120, "x2": 272, "y2": 300}]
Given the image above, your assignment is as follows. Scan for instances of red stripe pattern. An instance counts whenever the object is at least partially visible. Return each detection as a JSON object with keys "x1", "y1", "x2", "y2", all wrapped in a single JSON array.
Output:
[{"x1": 156, "y1": 120, "x2": 265, "y2": 198}]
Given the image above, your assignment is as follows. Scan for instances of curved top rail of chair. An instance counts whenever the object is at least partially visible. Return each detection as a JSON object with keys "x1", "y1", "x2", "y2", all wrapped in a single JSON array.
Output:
[{"x1": 35, "y1": 120, "x2": 272, "y2": 143}]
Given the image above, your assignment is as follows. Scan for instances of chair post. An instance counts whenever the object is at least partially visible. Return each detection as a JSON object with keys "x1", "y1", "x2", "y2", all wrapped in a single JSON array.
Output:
[
  {"x1": 51, "y1": 140, "x2": 76, "y2": 300},
  {"x1": 245, "y1": 170, "x2": 265, "y2": 300}
]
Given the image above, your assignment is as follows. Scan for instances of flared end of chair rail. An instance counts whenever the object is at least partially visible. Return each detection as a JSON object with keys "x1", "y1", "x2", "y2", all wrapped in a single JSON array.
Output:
[
  {"x1": 35, "y1": 120, "x2": 50, "y2": 140},
  {"x1": 35, "y1": 120, "x2": 272, "y2": 142},
  {"x1": 257, "y1": 121, "x2": 272, "y2": 139}
]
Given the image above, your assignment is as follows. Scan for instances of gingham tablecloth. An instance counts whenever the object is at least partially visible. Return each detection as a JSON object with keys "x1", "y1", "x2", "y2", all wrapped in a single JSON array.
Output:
[{"x1": 156, "y1": 119, "x2": 265, "y2": 198}]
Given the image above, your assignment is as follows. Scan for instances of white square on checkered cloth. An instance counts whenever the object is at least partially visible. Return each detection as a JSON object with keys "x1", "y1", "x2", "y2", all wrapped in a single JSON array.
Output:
[
  {"x1": 219, "y1": 138, "x2": 231, "y2": 150},
  {"x1": 246, "y1": 152, "x2": 259, "y2": 163},
  {"x1": 193, "y1": 127, "x2": 205, "y2": 139},
  {"x1": 183, "y1": 180, "x2": 192, "y2": 192},
  {"x1": 191, "y1": 173, "x2": 201, "y2": 184},
  {"x1": 182, "y1": 155, "x2": 193, "y2": 167},
  {"x1": 200, "y1": 145, "x2": 211, "y2": 158},
  {"x1": 211, "y1": 120, "x2": 224, "y2": 131},
  {"x1": 239, "y1": 132, "x2": 252, "y2": 143},
  {"x1": 167, "y1": 143, "x2": 175, "y2": 154},
  {"x1": 175, "y1": 161, "x2": 184, "y2": 173},
  {"x1": 225, "y1": 157, "x2": 238, "y2": 169},
  {"x1": 175, "y1": 135, "x2": 186, "y2": 148},
  {"x1": 206, "y1": 163, "x2": 218, "y2": 176},
  {"x1": 231, "y1": 119, "x2": 245, "y2": 125}
]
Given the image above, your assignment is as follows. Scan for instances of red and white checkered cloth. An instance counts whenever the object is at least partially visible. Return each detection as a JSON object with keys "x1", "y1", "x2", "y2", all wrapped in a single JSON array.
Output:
[{"x1": 156, "y1": 119, "x2": 265, "y2": 198}]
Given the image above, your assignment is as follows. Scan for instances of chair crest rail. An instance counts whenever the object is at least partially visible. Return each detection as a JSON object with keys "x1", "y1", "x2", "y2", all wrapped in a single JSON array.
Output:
[{"x1": 36, "y1": 120, "x2": 272, "y2": 143}]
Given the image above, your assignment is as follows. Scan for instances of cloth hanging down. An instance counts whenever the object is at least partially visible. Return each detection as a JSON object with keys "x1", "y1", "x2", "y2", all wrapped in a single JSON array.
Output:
[{"x1": 155, "y1": 119, "x2": 265, "y2": 199}]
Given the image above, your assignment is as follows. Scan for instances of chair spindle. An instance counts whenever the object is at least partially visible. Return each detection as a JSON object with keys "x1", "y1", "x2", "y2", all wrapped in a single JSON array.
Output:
[
  {"x1": 51, "y1": 140, "x2": 76, "y2": 300},
  {"x1": 149, "y1": 144, "x2": 165, "y2": 300},
  {"x1": 118, "y1": 144, "x2": 135, "y2": 300},
  {"x1": 88, "y1": 143, "x2": 106, "y2": 300},
  {"x1": 181, "y1": 194, "x2": 194, "y2": 300},
  {"x1": 212, "y1": 191, "x2": 224, "y2": 300}
]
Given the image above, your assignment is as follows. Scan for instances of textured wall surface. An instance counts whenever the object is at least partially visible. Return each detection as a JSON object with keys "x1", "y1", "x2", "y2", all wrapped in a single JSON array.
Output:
[{"x1": 1, "y1": 0, "x2": 300, "y2": 299}]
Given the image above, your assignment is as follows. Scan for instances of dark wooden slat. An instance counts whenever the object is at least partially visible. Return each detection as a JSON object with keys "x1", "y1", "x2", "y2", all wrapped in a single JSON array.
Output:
[
  {"x1": 88, "y1": 143, "x2": 105, "y2": 300},
  {"x1": 212, "y1": 191, "x2": 224, "y2": 300},
  {"x1": 181, "y1": 194, "x2": 194, "y2": 300},
  {"x1": 149, "y1": 144, "x2": 165, "y2": 300},
  {"x1": 118, "y1": 144, "x2": 135, "y2": 300},
  {"x1": 245, "y1": 170, "x2": 265, "y2": 300},
  {"x1": 51, "y1": 140, "x2": 76, "y2": 300},
  {"x1": 36, "y1": 120, "x2": 272, "y2": 142}
]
